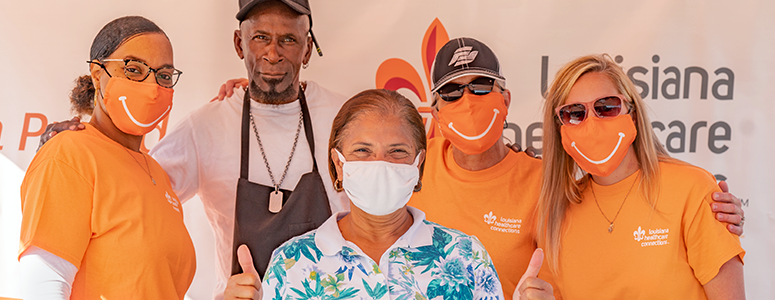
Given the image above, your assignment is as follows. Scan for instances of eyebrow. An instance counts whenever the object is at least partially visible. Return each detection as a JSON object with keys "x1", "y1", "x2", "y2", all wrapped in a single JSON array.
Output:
[
  {"x1": 351, "y1": 142, "x2": 411, "y2": 149},
  {"x1": 252, "y1": 29, "x2": 301, "y2": 40},
  {"x1": 124, "y1": 55, "x2": 175, "y2": 69},
  {"x1": 388, "y1": 143, "x2": 411, "y2": 148},
  {"x1": 352, "y1": 142, "x2": 373, "y2": 147}
]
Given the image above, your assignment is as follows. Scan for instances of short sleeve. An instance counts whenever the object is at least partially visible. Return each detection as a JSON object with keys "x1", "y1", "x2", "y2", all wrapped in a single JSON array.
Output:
[
  {"x1": 683, "y1": 185, "x2": 745, "y2": 285},
  {"x1": 19, "y1": 157, "x2": 93, "y2": 268},
  {"x1": 150, "y1": 116, "x2": 200, "y2": 203},
  {"x1": 470, "y1": 236, "x2": 505, "y2": 300}
]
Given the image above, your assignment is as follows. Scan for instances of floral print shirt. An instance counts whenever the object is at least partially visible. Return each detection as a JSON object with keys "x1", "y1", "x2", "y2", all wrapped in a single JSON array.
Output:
[{"x1": 261, "y1": 207, "x2": 504, "y2": 300}]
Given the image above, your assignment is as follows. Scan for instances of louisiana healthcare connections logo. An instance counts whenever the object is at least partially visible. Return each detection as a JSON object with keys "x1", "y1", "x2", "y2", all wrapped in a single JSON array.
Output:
[
  {"x1": 633, "y1": 226, "x2": 646, "y2": 242},
  {"x1": 375, "y1": 18, "x2": 450, "y2": 139},
  {"x1": 483, "y1": 211, "x2": 496, "y2": 224}
]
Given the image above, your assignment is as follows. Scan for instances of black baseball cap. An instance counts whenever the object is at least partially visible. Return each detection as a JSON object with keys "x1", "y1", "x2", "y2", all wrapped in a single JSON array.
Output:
[
  {"x1": 430, "y1": 37, "x2": 505, "y2": 93},
  {"x1": 236, "y1": 0, "x2": 323, "y2": 56}
]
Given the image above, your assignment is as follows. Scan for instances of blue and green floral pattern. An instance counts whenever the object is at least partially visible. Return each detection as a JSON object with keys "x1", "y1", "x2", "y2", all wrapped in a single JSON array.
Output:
[{"x1": 262, "y1": 207, "x2": 503, "y2": 300}]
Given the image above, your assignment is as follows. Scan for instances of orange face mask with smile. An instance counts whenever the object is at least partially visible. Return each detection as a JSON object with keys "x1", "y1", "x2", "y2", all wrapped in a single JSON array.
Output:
[
  {"x1": 561, "y1": 114, "x2": 637, "y2": 177},
  {"x1": 102, "y1": 77, "x2": 174, "y2": 136},
  {"x1": 437, "y1": 92, "x2": 508, "y2": 155}
]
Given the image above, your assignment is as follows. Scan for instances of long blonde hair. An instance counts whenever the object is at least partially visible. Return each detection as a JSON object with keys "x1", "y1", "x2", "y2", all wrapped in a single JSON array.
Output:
[{"x1": 538, "y1": 54, "x2": 676, "y2": 273}]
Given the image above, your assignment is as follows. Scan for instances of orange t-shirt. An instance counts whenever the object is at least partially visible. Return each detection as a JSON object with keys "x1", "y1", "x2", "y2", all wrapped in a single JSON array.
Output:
[
  {"x1": 548, "y1": 162, "x2": 744, "y2": 299},
  {"x1": 408, "y1": 137, "x2": 548, "y2": 299},
  {"x1": 19, "y1": 124, "x2": 196, "y2": 299}
]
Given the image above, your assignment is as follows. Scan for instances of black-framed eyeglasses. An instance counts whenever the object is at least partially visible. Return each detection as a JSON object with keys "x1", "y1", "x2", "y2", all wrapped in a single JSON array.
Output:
[
  {"x1": 437, "y1": 77, "x2": 497, "y2": 102},
  {"x1": 88, "y1": 59, "x2": 182, "y2": 88}
]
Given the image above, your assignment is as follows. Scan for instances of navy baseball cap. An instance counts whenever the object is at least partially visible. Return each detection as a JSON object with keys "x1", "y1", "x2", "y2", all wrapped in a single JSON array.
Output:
[{"x1": 431, "y1": 37, "x2": 505, "y2": 93}]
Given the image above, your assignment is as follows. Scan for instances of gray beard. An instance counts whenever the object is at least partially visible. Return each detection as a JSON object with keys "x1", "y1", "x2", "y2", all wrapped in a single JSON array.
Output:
[{"x1": 249, "y1": 80, "x2": 296, "y2": 105}]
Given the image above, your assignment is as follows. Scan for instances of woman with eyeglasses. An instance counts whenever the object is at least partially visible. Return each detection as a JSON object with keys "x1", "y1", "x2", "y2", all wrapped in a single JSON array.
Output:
[
  {"x1": 534, "y1": 54, "x2": 744, "y2": 299},
  {"x1": 18, "y1": 16, "x2": 194, "y2": 299}
]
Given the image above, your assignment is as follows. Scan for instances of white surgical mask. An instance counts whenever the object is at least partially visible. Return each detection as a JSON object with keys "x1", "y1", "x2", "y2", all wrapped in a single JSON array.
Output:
[{"x1": 336, "y1": 150, "x2": 420, "y2": 216}]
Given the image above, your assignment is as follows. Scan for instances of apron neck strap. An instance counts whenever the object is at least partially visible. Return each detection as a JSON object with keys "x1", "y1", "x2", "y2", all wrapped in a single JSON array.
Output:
[{"x1": 298, "y1": 85, "x2": 319, "y2": 172}]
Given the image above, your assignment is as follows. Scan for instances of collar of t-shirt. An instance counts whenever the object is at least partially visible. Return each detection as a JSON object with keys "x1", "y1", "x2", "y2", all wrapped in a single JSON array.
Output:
[
  {"x1": 443, "y1": 138, "x2": 521, "y2": 182},
  {"x1": 314, "y1": 206, "x2": 432, "y2": 257},
  {"x1": 585, "y1": 168, "x2": 642, "y2": 198},
  {"x1": 241, "y1": 93, "x2": 302, "y2": 118}
]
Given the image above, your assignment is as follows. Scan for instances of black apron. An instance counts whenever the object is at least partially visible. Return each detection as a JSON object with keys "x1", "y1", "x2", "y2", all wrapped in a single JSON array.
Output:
[{"x1": 231, "y1": 89, "x2": 332, "y2": 276}]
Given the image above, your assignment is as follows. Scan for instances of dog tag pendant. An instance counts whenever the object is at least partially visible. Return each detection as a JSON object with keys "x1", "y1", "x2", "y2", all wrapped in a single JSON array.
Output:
[{"x1": 269, "y1": 188, "x2": 283, "y2": 213}]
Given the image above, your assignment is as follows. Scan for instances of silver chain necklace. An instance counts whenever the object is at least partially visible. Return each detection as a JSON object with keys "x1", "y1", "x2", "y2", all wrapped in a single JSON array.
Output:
[{"x1": 249, "y1": 108, "x2": 303, "y2": 213}]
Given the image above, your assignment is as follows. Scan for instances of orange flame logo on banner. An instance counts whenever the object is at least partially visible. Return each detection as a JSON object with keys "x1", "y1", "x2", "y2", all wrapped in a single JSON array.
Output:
[{"x1": 375, "y1": 18, "x2": 449, "y2": 139}]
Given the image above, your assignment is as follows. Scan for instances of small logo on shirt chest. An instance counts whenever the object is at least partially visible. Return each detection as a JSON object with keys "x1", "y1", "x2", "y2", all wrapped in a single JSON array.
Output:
[
  {"x1": 166, "y1": 191, "x2": 181, "y2": 213},
  {"x1": 633, "y1": 226, "x2": 670, "y2": 247},
  {"x1": 483, "y1": 211, "x2": 522, "y2": 234}
]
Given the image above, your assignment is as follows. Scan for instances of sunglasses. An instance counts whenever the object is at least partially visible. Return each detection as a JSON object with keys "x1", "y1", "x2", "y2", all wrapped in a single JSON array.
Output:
[
  {"x1": 437, "y1": 77, "x2": 496, "y2": 102},
  {"x1": 555, "y1": 95, "x2": 631, "y2": 125}
]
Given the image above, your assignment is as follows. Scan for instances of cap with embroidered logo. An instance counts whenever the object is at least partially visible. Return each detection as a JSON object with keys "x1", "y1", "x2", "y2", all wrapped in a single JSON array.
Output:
[
  {"x1": 431, "y1": 37, "x2": 505, "y2": 93},
  {"x1": 236, "y1": 0, "x2": 323, "y2": 56}
]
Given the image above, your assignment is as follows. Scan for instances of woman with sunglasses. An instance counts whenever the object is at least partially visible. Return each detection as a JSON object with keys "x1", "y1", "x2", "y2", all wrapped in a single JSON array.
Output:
[
  {"x1": 536, "y1": 54, "x2": 744, "y2": 299},
  {"x1": 18, "y1": 16, "x2": 194, "y2": 299}
]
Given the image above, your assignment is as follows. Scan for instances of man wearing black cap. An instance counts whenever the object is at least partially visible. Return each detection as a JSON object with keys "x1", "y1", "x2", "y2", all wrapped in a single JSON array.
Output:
[
  {"x1": 149, "y1": 0, "x2": 348, "y2": 298},
  {"x1": 407, "y1": 37, "x2": 554, "y2": 300}
]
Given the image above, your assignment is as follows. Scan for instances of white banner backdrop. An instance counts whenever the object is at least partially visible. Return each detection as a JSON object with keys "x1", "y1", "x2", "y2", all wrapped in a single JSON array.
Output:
[{"x1": 1, "y1": 1, "x2": 772, "y2": 299}]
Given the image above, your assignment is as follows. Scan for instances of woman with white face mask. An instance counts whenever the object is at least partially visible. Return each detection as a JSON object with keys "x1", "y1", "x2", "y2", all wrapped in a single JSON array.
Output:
[
  {"x1": 225, "y1": 89, "x2": 504, "y2": 300},
  {"x1": 534, "y1": 54, "x2": 744, "y2": 299}
]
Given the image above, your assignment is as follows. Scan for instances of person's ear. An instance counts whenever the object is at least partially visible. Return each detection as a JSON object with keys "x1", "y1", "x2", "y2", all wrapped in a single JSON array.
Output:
[
  {"x1": 302, "y1": 35, "x2": 313, "y2": 65},
  {"x1": 502, "y1": 88, "x2": 512, "y2": 109},
  {"x1": 416, "y1": 149, "x2": 426, "y2": 167},
  {"x1": 430, "y1": 95, "x2": 440, "y2": 121},
  {"x1": 330, "y1": 148, "x2": 344, "y2": 181},
  {"x1": 234, "y1": 29, "x2": 245, "y2": 60},
  {"x1": 89, "y1": 60, "x2": 106, "y2": 94}
]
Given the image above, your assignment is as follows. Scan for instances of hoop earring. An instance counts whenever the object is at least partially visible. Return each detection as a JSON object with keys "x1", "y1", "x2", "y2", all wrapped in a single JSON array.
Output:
[
  {"x1": 413, "y1": 180, "x2": 422, "y2": 192},
  {"x1": 334, "y1": 179, "x2": 343, "y2": 192},
  {"x1": 503, "y1": 120, "x2": 508, "y2": 129},
  {"x1": 302, "y1": 62, "x2": 309, "y2": 69},
  {"x1": 92, "y1": 88, "x2": 99, "y2": 106}
]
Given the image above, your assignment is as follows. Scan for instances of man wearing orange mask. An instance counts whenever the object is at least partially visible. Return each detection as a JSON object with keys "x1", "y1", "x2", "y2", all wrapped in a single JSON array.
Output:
[{"x1": 407, "y1": 37, "x2": 746, "y2": 300}]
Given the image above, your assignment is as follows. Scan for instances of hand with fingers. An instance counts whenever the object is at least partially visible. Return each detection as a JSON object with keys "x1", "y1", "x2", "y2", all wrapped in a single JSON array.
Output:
[
  {"x1": 514, "y1": 249, "x2": 554, "y2": 300},
  {"x1": 711, "y1": 181, "x2": 745, "y2": 236},
  {"x1": 224, "y1": 244, "x2": 262, "y2": 300},
  {"x1": 211, "y1": 78, "x2": 249, "y2": 102},
  {"x1": 38, "y1": 116, "x2": 86, "y2": 151}
]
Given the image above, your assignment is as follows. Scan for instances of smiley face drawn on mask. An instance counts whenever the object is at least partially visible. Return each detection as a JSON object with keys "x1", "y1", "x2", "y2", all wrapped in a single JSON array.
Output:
[
  {"x1": 118, "y1": 95, "x2": 170, "y2": 128},
  {"x1": 571, "y1": 132, "x2": 626, "y2": 164},
  {"x1": 447, "y1": 108, "x2": 500, "y2": 141}
]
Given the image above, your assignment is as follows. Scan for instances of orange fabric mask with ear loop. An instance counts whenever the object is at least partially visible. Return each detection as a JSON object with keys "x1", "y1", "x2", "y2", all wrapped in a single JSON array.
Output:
[
  {"x1": 561, "y1": 114, "x2": 637, "y2": 177},
  {"x1": 102, "y1": 77, "x2": 173, "y2": 136},
  {"x1": 437, "y1": 92, "x2": 508, "y2": 155}
]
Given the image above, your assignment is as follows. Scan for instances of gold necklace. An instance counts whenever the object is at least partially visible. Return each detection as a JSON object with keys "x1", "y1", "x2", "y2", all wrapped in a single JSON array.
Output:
[
  {"x1": 591, "y1": 176, "x2": 637, "y2": 233},
  {"x1": 89, "y1": 120, "x2": 156, "y2": 185},
  {"x1": 123, "y1": 147, "x2": 156, "y2": 185}
]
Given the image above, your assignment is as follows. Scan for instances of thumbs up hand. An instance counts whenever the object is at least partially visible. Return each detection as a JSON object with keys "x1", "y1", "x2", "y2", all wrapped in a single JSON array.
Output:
[
  {"x1": 224, "y1": 244, "x2": 263, "y2": 300},
  {"x1": 514, "y1": 248, "x2": 554, "y2": 300}
]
